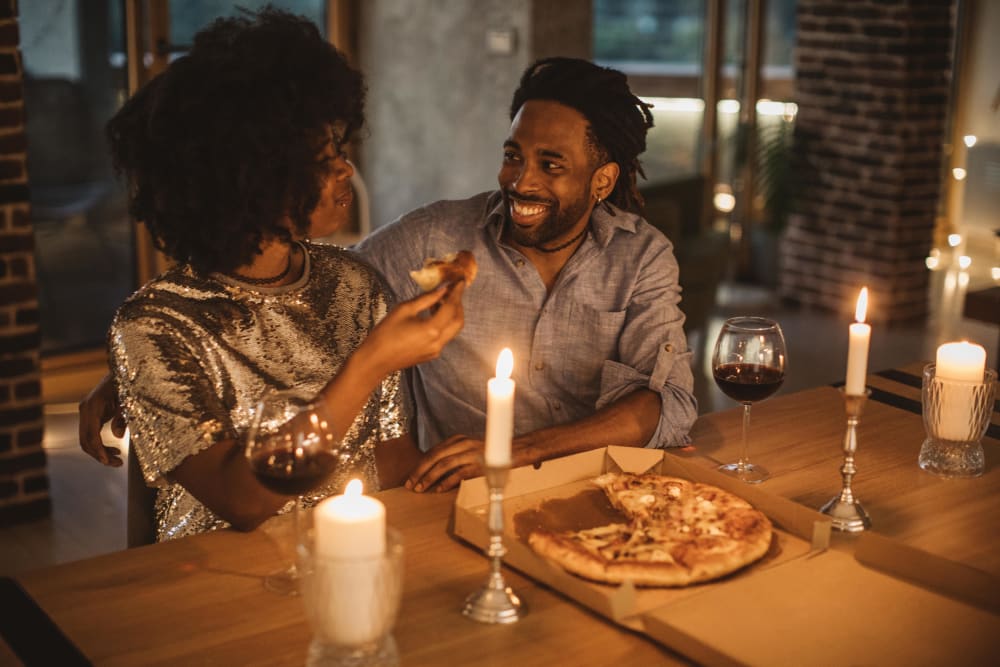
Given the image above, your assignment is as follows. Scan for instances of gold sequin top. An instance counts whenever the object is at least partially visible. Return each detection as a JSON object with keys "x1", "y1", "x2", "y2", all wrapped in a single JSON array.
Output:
[{"x1": 109, "y1": 242, "x2": 408, "y2": 542}]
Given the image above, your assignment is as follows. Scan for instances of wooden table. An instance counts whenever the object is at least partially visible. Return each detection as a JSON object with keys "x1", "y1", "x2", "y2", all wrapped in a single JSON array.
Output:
[
  {"x1": 3, "y1": 364, "x2": 999, "y2": 665},
  {"x1": 681, "y1": 362, "x2": 1000, "y2": 578}
]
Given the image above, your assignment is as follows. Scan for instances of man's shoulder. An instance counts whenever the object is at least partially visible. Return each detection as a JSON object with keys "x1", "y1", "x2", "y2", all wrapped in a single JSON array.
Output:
[
  {"x1": 605, "y1": 209, "x2": 677, "y2": 256},
  {"x1": 399, "y1": 190, "x2": 501, "y2": 228},
  {"x1": 355, "y1": 190, "x2": 500, "y2": 269}
]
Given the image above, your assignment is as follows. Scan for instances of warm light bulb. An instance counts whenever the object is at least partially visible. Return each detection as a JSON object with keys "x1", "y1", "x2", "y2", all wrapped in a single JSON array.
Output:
[
  {"x1": 963, "y1": 135, "x2": 977, "y2": 147},
  {"x1": 714, "y1": 192, "x2": 736, "y2": 213},
  {"x1": 948, "y1": 234, "x2": 962, "y2": 247},
  {"x1": 958, "y1": 255, "x2": 972, "y2": 269},
  {"x1": 496, "y1": 348, "x2": 513, "y2": 380},
  {"x1": 925, "y1": 255, "x2": 940, "y2": 270},
  {"x1": 855, "y1": 287, "x2": 869, "y2": 323},
  {"x1": 952, "y1": 167, "x2": 967, "y2": 181},
  {"x1": 345, "y1": 478, "x2": 363, "y2": 496}
]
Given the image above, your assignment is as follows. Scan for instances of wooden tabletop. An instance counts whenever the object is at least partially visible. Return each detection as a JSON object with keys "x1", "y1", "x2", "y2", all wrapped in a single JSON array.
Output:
[
  {"x1": 682, "y1": 362, "x2": 1000, "y2": 576},
  {"x1": 7, "y1": 486, "x2": 685, "y2": 666},
  {"x1": 5, "y1": 364, "x2": 999, "y2": 665}
]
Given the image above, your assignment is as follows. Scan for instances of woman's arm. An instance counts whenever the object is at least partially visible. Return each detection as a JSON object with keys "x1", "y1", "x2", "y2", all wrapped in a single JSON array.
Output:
[{"x1": 167, "y1": 283, "x2": 465, "y2": 529}]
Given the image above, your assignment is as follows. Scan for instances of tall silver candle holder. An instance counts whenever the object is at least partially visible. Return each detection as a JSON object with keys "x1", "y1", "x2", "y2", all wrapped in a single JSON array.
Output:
[
  {"x1": 462, "y1": 465, "x2": 525, "y2": 624},
  {"x1": 820, "y1": 388, "x2": 872, "y2": 532}
]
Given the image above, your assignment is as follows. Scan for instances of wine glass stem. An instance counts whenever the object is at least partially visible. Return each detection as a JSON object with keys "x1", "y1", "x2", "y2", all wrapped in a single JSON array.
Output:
[
  {"x1": 739, "y1": 402, "x2": 752, "y2": 471},
  {"x1": 290, "y1": 496, "x2": 302, "y2": 576}
]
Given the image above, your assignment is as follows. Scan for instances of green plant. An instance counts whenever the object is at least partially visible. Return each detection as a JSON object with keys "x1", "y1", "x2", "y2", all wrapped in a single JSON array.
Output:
[{"x1": 754, "y1": 119, "x2": 794, "y2": 234}]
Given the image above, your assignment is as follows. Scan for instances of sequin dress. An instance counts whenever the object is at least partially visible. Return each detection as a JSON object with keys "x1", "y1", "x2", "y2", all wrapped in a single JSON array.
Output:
[{"x1": 109, "y1": 242, "x2": 408, "y2": 542}]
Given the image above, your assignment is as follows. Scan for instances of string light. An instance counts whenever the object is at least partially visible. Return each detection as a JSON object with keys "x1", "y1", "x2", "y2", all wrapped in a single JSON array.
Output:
[
  {"x1": 958, "y1": 255, "x2": 972, "y2": 270},
  {"x1": 948, "y1": 234, "x2": 962, "y2": 247},
  {"x1": 963, "y1": 135, "x2": 977, "y2": 147},
  {"x1": 952, "y1": 167, "x2": 967, "y2": 181}
]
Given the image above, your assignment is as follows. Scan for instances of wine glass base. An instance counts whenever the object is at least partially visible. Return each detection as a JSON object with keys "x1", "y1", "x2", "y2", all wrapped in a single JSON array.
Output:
[
  {"x1": 263, "y1": 565, "x2": 300, "y2": 596},
  {"x1": 717, "y1": 462, "x2": 769, "y2": 484}
]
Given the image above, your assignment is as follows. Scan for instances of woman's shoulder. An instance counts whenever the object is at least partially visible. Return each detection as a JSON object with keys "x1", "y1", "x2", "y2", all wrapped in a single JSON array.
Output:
[
  {"x1": 308, "y1": 242, "x2": 391, "y2": 298},
  {"x1": 113, "y1": 266, "x2": 234, "y2": 331}
]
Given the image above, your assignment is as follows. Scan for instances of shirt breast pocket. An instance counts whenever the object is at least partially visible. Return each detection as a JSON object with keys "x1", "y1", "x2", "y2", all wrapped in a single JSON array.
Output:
[{"x1": 558, "y1": 302, "x2": 627, "y2": 390}]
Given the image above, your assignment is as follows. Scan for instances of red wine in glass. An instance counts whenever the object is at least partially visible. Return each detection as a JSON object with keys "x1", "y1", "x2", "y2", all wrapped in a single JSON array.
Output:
[
  {"x1": 711, "y1": 317, "x2": 787, "y2": 483},
  {"x1": 245, "y1": 389, "x2": 339, "y2": 595},
  {"x1": 250, "y1": 448, "x2": 338, "y2": 496},
  {"x1": 713, "y1": 363, "x2": 785, "y2": 403}
]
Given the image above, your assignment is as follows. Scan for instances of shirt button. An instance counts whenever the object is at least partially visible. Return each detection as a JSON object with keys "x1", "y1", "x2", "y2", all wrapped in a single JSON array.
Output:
[
  {"x1": 534, "y1": 361, "x2": 544, "y2": 371},
  {"x1": 515, "y1": 259, "x2": 525, "y2": 267},
  {"x1": 664, "y1": 343, "x2": 673, "y2": 352}
]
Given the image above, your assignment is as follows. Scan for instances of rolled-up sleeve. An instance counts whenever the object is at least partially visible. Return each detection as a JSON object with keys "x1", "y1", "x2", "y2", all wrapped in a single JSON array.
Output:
[{"x1": 595, "y1": 237, "x2": 697, "y2": 448}]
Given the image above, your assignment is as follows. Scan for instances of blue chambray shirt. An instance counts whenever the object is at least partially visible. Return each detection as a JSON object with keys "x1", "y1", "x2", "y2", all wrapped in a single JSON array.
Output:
[{"x1": 352, "y1": 190, "x2": 697, "y2": 452}]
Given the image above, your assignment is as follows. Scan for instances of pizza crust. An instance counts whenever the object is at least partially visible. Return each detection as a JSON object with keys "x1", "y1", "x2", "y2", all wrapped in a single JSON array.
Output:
[
  {"x1": 409, "y1": 250, "x2": 478, "y2": 291},
  {"x1": 528, "y1": 473, "x2": 773, "y2": 587}
]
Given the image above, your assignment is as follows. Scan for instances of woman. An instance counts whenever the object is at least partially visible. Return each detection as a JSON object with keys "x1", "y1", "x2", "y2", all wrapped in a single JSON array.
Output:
[{"x1": 100, "y1": 8, "x2": 464, "y2": 542}]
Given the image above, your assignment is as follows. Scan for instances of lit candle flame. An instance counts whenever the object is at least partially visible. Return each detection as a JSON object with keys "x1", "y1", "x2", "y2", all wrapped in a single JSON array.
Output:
[
  {"x1": 855, "y1": 287, "x2": 868, "y2": 323},
  {"x1": 345, "y1": 479, "x2": 363, "y2": 497},
  {"x1": 496, "y1": 348, "x2": 513, "y2": 380}
]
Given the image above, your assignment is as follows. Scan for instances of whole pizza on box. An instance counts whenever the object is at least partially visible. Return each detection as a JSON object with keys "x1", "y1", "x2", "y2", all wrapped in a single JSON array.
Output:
[{"x1": 527, "y1": 472, "x2": 773, "y2": 587}]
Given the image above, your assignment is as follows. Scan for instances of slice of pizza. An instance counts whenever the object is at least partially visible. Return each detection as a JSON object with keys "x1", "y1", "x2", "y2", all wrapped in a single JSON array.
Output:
[{"x1": 409, "y1": 251, "x2": 478, "y2": 291}]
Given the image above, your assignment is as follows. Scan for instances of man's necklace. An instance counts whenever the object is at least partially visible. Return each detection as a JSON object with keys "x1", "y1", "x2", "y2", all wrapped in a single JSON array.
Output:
[
  {"x1": 536, "y1": 225, "x2": 589, "y2": 254},
  {"x1": 226, "y1": 246, "x2": 295, "y2": 285}
]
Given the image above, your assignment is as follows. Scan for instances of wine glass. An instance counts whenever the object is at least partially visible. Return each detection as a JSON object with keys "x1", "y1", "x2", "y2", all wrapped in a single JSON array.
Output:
[
  {"x1": 245, "y1": 388, "x2": 340, "y2": 595},
  {"x1": 711, "y1": 316, "x2": 787, "y2": 484}
]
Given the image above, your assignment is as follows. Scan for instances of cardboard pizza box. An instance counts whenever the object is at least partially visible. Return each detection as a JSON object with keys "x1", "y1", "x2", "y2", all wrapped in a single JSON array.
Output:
[{"x1": 453, "y1": 446, "x2": 1000, "y2": 666}]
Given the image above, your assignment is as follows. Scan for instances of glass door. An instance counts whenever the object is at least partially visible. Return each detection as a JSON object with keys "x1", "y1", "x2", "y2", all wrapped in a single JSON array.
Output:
[{"x1": 22, "y1": 1, "x2": 133, "y2": 354}]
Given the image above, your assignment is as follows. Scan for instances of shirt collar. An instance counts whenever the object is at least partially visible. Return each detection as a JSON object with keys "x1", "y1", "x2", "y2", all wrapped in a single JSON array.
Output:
[{"x1": 482, "y1": 190, "x2": 641, "y2": 248}]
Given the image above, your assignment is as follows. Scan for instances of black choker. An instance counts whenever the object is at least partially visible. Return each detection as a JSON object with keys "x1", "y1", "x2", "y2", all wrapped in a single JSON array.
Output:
[
  {"x1": 227, "y1": 246, "x2": 295, "y2": 285},
  {"x1": 536, "y1": 226, "x2": 589, "y2": 253}
]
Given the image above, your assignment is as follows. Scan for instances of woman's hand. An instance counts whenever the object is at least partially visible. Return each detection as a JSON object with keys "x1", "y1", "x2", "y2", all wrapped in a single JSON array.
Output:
[
  {"x1": 362, "y1": 282, "x2": 466, "y2": 377},
  {"x1": 79, "y1": 372, "x2": 127, "y2": 467}
]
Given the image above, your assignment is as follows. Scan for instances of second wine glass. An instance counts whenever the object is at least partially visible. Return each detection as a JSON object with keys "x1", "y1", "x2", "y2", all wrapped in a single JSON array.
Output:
[
  {"x1": 711, "y1": 316, "x2": 787, "y2": 483},
  {"x1": 245, "y1": 388, "x2": 340, "y2": 595}
]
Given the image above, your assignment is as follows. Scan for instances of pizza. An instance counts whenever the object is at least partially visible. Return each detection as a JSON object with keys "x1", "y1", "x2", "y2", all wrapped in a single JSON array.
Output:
[
  {"x1": 409, "y1": 251, "x2": 478, "y2": 291},
  {"x1": 527, "y1": 472, "x2": 773, "y2": 587}
]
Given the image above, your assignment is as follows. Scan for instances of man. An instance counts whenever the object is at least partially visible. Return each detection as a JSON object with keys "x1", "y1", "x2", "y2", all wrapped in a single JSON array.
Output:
[
  {"x1": 80, "y1": 57, "x2": 697, "y2": 491},
  {"x1": 355, "y1": 57, "x2": 696, "y2": 492}
]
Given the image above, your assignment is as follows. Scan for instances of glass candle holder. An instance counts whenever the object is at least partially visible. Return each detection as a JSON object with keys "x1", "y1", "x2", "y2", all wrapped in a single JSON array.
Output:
[
  {"x1": 919, "y1": 364, "x2": 997, "y2": 478},
  {"x1": 298, "y1": 527, "x2": 404, "y2": 667}
]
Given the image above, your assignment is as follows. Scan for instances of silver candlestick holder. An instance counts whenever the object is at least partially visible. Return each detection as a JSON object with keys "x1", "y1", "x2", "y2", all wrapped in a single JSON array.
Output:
[
  {"x1": 462, "y1": 465, "x2": 525, "y2": 624},
  {"x1": 820, "y1": 388, "x2": 872, "y2": 532}
]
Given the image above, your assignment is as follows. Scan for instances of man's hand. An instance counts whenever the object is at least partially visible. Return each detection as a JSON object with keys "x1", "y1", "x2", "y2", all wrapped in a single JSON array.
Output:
[
  {"x1": 404, "y1": 434, "x2": 485, "y2": 492},
  {"x1": 78, "y1": 372, "x2": 126, "y2": 467}
]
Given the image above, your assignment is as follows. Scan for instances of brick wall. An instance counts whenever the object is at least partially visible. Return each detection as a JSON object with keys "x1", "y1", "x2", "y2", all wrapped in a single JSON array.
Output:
[
  {"x1": 0, "y1": 0, "x2": 49, "y2": 525},
  {"x1": 779, "y1": 0, "x2": 955, "y2": 322}
]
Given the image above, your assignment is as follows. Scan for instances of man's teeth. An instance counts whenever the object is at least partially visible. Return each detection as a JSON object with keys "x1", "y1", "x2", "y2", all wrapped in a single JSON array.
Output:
[{"x1": 512, "y1": 201, "x2": 547, "y2": 216}]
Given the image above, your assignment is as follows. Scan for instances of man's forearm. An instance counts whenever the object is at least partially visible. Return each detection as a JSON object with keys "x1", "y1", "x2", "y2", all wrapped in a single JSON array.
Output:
[
  {"x1": 511, "y1": 388, "x2": 661, "y2": 467},
  {"x1": 376, "y1": 433, "x2": 423, "y2": 489}
]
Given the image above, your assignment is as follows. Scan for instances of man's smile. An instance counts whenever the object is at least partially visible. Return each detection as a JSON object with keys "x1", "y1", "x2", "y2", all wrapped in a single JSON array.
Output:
[{"x1": 507, "y1": 194, "x2": 553, "y2": 225}]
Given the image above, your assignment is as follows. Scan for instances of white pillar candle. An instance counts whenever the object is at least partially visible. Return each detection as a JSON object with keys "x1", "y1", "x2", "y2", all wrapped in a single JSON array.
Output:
[
  {"x1": 484, "y1": 348, "x2": 515, "y2": 467},
  {"x1": 314, "y1": 479, "x2": 386, "y2": 558},
  {"x1": 310, "y1": 480, "x2": 387, "y2": 646},
  {"x1": 844, "y1": 288, "x2": 871, "y2": 395},
  {"x1": 935, "y1": 341, "x2": 986, "y2": 382},
  {"x1": 933, "y1": 341, "x2": 987, "y2": 442}
]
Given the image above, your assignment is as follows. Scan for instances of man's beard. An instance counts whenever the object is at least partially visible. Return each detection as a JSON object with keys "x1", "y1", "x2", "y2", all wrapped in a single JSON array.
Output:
[{"x1": 503, "y1": 188, "x2": 592, "y2": 249}]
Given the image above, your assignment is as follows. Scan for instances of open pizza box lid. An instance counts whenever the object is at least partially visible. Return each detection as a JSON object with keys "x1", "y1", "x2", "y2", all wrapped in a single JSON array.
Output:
[{"x1": 453, "y1": 446, "x2": 1000, "y2": 666}]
